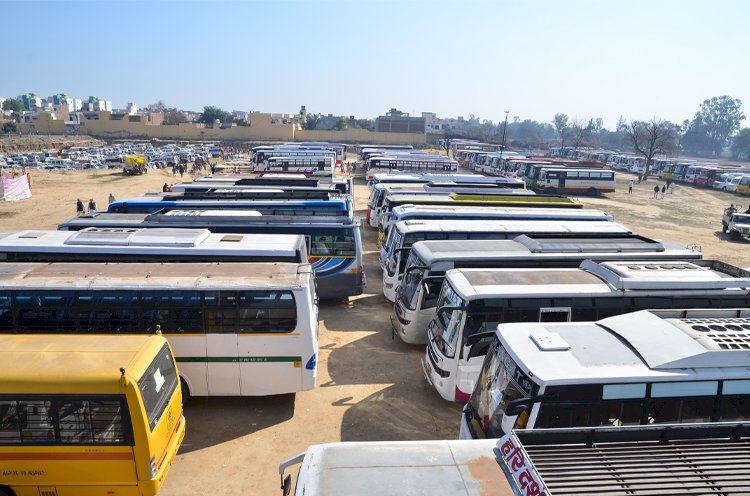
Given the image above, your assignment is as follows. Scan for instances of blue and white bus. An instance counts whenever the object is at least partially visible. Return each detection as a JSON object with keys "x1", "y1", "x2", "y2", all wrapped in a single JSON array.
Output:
[
  {"x1": 107, "y1": 196, "x2": 352, "y2": 216},
  {"x1": 58, "y1": 211, "x2": 365, "y2": 299}
]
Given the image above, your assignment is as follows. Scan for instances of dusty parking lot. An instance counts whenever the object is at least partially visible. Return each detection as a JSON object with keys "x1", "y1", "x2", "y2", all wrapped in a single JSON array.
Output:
[{"x1": 1, "y1": 165, "x2": 749, "y2": 495}]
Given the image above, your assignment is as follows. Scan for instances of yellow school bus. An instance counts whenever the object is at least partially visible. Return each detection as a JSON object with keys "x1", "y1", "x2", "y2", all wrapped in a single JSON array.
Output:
[{"x1": 0, "y1": 334, "x2": 185, "y2": 496}]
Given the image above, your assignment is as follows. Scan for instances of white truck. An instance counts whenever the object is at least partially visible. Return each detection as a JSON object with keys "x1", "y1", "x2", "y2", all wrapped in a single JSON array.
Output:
[{"x1": 722, "y1": 207, "x2": 750, "y2": 239}]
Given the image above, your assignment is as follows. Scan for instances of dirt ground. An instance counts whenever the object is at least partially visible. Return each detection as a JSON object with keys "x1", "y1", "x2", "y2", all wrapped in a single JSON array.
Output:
[{"x1": 0, "y1": 165, "x2": 748, "y2": 495}]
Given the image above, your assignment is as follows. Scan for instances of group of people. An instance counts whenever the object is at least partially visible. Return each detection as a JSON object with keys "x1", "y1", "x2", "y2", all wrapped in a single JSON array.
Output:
[
  {"x1": 627, "y1": 179, "x2": 673, "y2": 199},
  {"x1": 75, "y1": 193, "x2": 115, "y2": 216}
]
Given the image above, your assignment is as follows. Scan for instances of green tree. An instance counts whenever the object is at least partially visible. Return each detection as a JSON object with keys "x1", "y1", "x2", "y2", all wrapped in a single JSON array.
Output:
[
  {"x1": 354, "y1": 118, "x2": 375, "y2": 131},
  {"x1": 2, "y1": 122, "x2": 18, "y2": 134},
  {"x1": 304, "y1": 113, "x2": 322, "y2": 130},
  {"x1": 2, "y1": 99, "x2": 24, "y2": 122},
  {"x1": 731, "y1": 128, "x2": 750, "y2": 161},
  {"x1": 146, "y1": 100, "x2": 167, "y2": 113},
  {"x1": 552, "y1": 113, "x2": 570, "y2": 150},
  {"x1": 623, "y1": 118, "x2": 678, "y2": 180},
  {"x1": 683, "y1": 96, "x2": 745, "y2": 156},
  {"x1": 199, "y1": 105, "x2": 230, "y2": 126},
  {"x1": 334, "y1": 117, "x2": 347, "y2": 131},
  {"x1": 162, "y1": 108, "x2": 187, "y2": 125}
]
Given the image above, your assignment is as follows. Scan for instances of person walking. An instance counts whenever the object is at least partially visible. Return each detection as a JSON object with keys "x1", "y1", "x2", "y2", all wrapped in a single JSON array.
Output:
[
  {"x1": 628, "y1": 180, "x2": 633, "y2": 194},
  {"x1": 660, "y1": 185, "x2": 666, "y2": 199},
  {"x1": 88, "y1": 198, "x2": 98, "y2": 214},
  {"x1": 76, "y1": 198, "x2": 85, "y2": 216},
  {"x1": 108, "y1": 193, "x2": 115, "y2": 205},
  {"x1": 652, "y1": 184, "x2": 659, "y2": 199},
  {"x1": 163, "y1": 182, "x2": 169, "y2": 192}
]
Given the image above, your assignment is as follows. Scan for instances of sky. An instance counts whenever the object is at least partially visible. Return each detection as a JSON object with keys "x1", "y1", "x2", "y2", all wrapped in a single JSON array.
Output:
[{"x1": 2, "y1": 0, "x2": 750, "y2": 129}]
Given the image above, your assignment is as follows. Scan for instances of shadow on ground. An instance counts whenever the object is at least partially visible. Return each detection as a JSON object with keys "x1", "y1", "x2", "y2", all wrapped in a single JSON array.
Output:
[{"x1": 180, "y1": 393, "x2": 295, "y2": 453}]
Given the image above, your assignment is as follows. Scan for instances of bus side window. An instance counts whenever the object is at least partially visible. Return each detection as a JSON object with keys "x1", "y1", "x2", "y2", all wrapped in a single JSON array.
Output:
[
  {"x1": 18, "y1": 400, "x2": 54, "y2": 443},
  {"x1": 0, "y1": 400, "x2": 21, "y2": 443},
  {"x1": 599, "y1": 400, "x2": 644, "y2": 426},
  {"x1": 0, "y1": 291, "x2": 11, "y2": 332},
  {"x1": 648, "y1": 396, "x2": 714, "y2": 424}
]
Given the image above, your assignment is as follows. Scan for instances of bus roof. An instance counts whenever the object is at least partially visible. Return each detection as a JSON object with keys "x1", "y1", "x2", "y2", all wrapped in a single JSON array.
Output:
[
  {"x1": 110, "y1": 195, "x2": 347, "y2": 208},
  {"x1": 0, "y1": 228, "x2": 307, "y2": 257},
  {"x1": 0, "y1": 334, "x2": 168, "y2": 393},
  {"x1": 410, "y1": 236, "x2": 701, "y2": 264},
  {"x1": 385, "y1": 193, "x2": 579, "y2": 208},
  {"x1": 498, "y1": 309, "x2": 750, "y2": 385},
  {"x1": 390, "y1": 205, "x2": 612, "y2": 221},
  {"x1": 58, "y1": 211, "x2": 359, "y2": 230},
  {"x1": 0, "y1": 262, "x2": 312, "y2": 290},
  {"x1": 393, "y1": 219, "x2": 632, "y2": 235},
  {"x1": 446, "y1": 260, "x2": 750, "y2": 300},
  {"x1": 290, "y1": 439, "x2": 509, "y2": 495}
]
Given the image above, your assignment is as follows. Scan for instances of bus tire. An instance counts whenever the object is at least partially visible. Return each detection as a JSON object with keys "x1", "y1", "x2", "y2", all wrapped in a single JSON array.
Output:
[
  {"x1": 0, "y1": 485, "x2": 16, "y2": 496},
  {"x1": 180, "y1": 378, "x2": 191, "y2": 404},
  {"x1": 730, "y1": 230, "x2": 741, "y2": 240},
  {"x1": 586, "y1": 187, "x2": 597, "y2": 197}
]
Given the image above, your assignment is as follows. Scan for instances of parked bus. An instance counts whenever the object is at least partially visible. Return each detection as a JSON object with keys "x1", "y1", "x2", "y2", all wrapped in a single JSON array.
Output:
[
  {"x1": 534, "y1": 167, "x2": 616, "y2": 195},
  {"x1": 280, "y1": 422, "x2": 750, "y2": 496},
  {"x1": 0, "y1": 228, "x2": 308, "y2": 263},
  {"x1": 394, "y1": 236, "x2": 701, "y2": 346},
  {"x1": 365, "y1": 157, "x2": 459, "y2": 180},
  {"x1": 379, "y1": 220, "x2": 633, "y2": 302},
  {"x1": 367, "y1": 184, "x2": 535, "y2": 229},
  {"x1": 378, "y1": 204, "x2": 615, "y2": 247},
  {"x1": 367, "y1": 172, "x2": 507, "y2": 188},
  {"x1": 426, "y1": 260, "x2": 750, "y2": 404},
  {"x1": 253, "y1": 148, "x2": 336, "y2": 165},
  {"x1": 378, "y1": 193, "x2": 582, "y2": 228},
  {"x1": 107, "y1": 196, "x2": 352, "y2": 216},
  {"x1": 183, "y1": 175, "x2": 353, "y2": 194},
  {"x1": 0, "y1": 334, "x2": 184, "y2": 496},
  {"x1": 0, "y1": 262, "x2": 318, "y2": 398},
  {"x1": 461, "y1": 308, "x2": 750, "y2": 440},
  {"x1": 58, "y1": 211, "x2": 364, "y2": 299},
  {"x1": 255, "y1": 156, "x2": 335, "y2": 175}
]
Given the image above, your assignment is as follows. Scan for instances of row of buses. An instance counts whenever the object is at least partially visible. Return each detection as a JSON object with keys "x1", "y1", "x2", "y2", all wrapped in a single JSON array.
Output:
[
  {"x1": 0, "y1": 165, "x2": 369, "y2": 494},
  {"x1": 277, "y1": 167, "x2": 750, "y2": 495}
]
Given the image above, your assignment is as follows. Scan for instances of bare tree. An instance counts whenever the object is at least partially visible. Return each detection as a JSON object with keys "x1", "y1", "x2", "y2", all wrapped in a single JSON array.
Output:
[
  {"x1": 570, "y1": 118, "x2": 594, "y2": 151},
  {"x1": 552, "y1": 113, "x2": 569, "y2": 151},
  {"x1": 624, "y1": 118, "x2": 678, "y2": 181}
]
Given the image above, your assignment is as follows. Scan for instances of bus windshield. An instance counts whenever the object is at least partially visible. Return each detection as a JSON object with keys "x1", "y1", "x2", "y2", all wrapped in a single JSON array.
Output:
[
  {"x1": 400, "y1": 251, "x2": 425, "y2": 310},
  {"x1": 138, "y1": 343, "x2": 179, "y2": 431},
  {"x1": 428, "y1": 282, "x2": 465, "y2": 358},
  {"x1": 469, "y1": 339, "x2": 538, "y2": 438}
]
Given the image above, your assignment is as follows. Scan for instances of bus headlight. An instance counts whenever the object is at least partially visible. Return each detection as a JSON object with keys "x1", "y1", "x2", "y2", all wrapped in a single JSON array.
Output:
[{"x1": 149, "y1": 456, "x2": 158, "y2": 478}]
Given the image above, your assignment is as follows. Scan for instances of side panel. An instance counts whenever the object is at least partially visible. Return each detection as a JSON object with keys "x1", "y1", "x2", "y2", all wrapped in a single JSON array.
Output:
[{"x1": 167, "y1": 335, "x2": 208, "y2": 396}]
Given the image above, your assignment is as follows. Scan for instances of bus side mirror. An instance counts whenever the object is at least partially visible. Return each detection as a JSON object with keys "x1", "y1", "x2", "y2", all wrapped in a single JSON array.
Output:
[
  {"x1": 404, "y1": 265, "x2": 428, "y2": 275},
  {"x1": 464, "y1": 330, "x2": 495, "y2": 348},
  {"x1": 281, "y1": 475, "x2": 292, "y2": 496},
  {"x1": 436, "y1": 305, "x2": 465, "y2": 321},
  {"x1": 504, "y1": 393, "x2": 556, "y2": 416},
  {"x1": 395, "y1": 247, "x2": 411, "y2": 255}
]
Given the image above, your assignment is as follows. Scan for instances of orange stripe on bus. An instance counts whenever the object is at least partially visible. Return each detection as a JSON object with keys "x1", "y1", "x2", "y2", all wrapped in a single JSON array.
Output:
[{"x1": 0, "y1": 452, "x2": 133, "y2": 461}]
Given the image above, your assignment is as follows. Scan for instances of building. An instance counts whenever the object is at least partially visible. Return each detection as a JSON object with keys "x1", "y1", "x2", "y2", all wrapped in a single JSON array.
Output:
[
  {"x1": 126, "y1": 102, "x2": 139, "y2": 115},
  {"x1": 85, "y1": 96, "x2": 113, "y2": 112},
  {"x1": 18, "y1": 94, "x2": 42, "y2": 111},
  {"x1": 51, "y1": 94, "x2": 83, "y2": 112},
  {"x1": 376, "y1": 108, "x2": 426, "y2": 134}
]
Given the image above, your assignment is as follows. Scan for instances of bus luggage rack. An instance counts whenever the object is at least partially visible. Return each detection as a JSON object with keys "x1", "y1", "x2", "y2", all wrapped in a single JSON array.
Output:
[{"x1": 510, "y1": 423, "x2": 750, "y2": 495}]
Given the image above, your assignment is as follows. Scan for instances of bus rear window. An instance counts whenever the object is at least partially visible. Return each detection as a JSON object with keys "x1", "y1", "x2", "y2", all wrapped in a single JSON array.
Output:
[{"x1": 138, "y1": 343, "x2": 178, "y2": 431}]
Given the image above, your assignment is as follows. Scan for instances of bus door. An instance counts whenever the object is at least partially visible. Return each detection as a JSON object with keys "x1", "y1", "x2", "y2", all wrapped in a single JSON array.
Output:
[
  {"x1": 539, "y1": 307, "x2": 571, "y2": 322},
  {"x1": 205, "y1": 292, "x2": 240, "y2": 395}
]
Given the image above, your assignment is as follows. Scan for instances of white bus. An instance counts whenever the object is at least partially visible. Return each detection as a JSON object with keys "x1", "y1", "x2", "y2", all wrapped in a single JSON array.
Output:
[
  {"x1": 426, "y1": 260, "x2": 750, "y2": 403},
  {"x1": 379, "y1": 220, "x2": 633, "y2": 302},
  {"x1": 280, "y1": 423, "x2": 750, "y2": 496},
  {"x1": 365, "y1": 157, "x2": 458, "y2": 180},
  {"x1": 0, "y1": 262, "x2": 318, "y2": 398},
  {"x1": 461, "y1": 308, "x2": 750, "y2": 440},
  {"x1": 253, "y1": 148, "x2": 336, "y2": 165},
  {"x1": 535, "y1": 167, "x2": 616, "y2": 195},
  {"x1": 379, "y1": 204, "x2": 613, "y2": 242},
  {"x1": 394, "y1": 236, "x2": 702, "y2": 345},
  {"x1": 366, "y1": 179, "x2": 527, "y2": 229},
  {"x1": 0, "y1": 228, "x2": 309, "y2": 263},
  {"x1": 256, "y1": 156, "x2": 335, "y2": 175}
]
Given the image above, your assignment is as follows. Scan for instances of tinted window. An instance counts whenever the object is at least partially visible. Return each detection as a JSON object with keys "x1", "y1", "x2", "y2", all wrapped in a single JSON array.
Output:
[{"x1": 138, "y1": 343, "x2": 178, "y2": 431}]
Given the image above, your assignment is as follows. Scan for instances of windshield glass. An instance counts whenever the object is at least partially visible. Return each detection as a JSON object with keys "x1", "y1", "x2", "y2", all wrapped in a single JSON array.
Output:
[
  {"x1": 469, "y1": 339, "x2": 538, "y2": 438},
  {"x1": 428, "y1": 280, "x2": 464, "y2": 358},
  {"x1": 138, "y1": 343, "x2": 178, "y2": 431},
  {"x1": 399, "y1": 251, "x2": 426, "y2": 310},
  {"x1": 385, "y1": 230, "x2": 403, "y2": 276},
  {"x1": 733, "y1": 214, "x2": 750, "y2": 223}
]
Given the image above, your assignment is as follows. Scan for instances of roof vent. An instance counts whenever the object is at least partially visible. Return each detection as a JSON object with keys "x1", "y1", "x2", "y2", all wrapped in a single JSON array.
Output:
[
  {"x1": 18, "y1": 231, "x2": 47, "y2": 239},
  {"x1": 530, "y1": 329, "x2": 571, "y2": 351},
  {"x1": 683, "y1": 318, "x2": 750, "y2": 350}
]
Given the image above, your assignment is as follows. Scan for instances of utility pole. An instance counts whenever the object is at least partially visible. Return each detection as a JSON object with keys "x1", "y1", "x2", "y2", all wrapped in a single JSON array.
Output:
[{"x1": 499, "y1": 110, "x2": 510, "y2": 157}]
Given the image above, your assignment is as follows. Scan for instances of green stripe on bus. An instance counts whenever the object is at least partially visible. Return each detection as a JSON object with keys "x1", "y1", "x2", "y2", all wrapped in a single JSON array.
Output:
[{"x1": 176, "y1": 356, "x2": 302, "y2": 363}]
